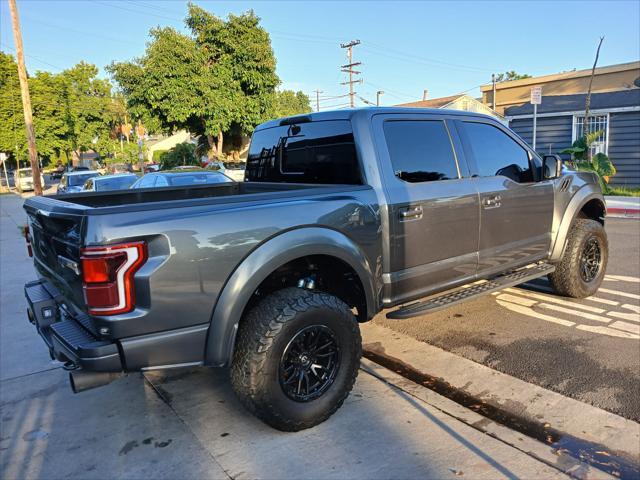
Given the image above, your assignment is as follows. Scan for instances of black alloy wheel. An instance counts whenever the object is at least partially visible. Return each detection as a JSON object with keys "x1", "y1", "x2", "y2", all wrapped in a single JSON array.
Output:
[
  {"x1": 279, "y1": 325, "x2": 340, "y2": 402},
  {"x1": 580, "y1": 236, "x2": 602, "y2": 282}
]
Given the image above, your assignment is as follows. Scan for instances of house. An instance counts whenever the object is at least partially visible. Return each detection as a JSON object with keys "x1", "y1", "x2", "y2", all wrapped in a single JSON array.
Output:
[
  {"x1": 480, "y1": 61, "x2": 640, "y2": 187},
  {"x1": 397, "y1": 94, "x2": 506, "y2": 123},
  {"x1": 146, "y1": 130, "x2": 191, "y2": 162}
]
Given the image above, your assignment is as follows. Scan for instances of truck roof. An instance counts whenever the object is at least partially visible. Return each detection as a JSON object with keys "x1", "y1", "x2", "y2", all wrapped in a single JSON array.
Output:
[{"x1": 256, "y1": 106, "x2": 495, "y2": 131}]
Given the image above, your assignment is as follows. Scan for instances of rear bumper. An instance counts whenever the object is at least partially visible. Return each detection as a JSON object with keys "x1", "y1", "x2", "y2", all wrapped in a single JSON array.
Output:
[{"x1": 24, "y1": 279, "x2": 123, "y2": 372}]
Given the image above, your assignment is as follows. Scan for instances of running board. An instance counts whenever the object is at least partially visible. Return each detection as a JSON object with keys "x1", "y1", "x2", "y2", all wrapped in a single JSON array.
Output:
[{"x1": 386, "y1": 263, "x2": 556, "y2": 320}]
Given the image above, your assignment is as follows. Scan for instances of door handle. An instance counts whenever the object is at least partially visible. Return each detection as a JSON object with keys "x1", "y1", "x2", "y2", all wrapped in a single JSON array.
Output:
[
  {"x1": 399, "y1": 206, "x2": 423, "y2": 220},
  {"x1": 482, "y1": 195, "x2": 502, "y2": 209}
]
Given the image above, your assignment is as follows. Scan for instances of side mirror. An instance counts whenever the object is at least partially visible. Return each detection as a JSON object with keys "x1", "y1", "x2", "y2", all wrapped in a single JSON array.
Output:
[{"x1": 542, "y1": 154, "x2": 563, "y2": 180}]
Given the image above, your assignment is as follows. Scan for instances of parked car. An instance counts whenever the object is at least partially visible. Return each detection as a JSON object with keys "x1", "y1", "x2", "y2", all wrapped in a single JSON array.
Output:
[
  {"x1": 82, "y1": 174, "x2": 138, "y2": 192},
  {"x1": 57, "y1": 171, "x2": 100, "y2": 194},
  {"x1": 51, "y1": 164, "x2": 66, "y2": 179},
  {"x1": 144, "y1": 163, "x2": 160, "y2": 173},
  {"x1": 220, "y1": 162, "x2": 246, "y2": 182},
  {"x1": 23, "y1": 108, "x2": 607, "y2": 432},
  {"x1": 130, "y1": 169, "x2": 233, "y2": 188},
  {"x1": 72, "y1": 166, "x2": 90, "y2": 172},
  {"x1": 13, "y1": 168, "x2": 46, "y2": 192}
]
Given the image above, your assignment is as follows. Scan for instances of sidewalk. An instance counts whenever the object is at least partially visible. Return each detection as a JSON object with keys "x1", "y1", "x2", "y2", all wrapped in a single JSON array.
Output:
[
  {"x1": 1, "y1": 191, "x2": 571, "y2": 480},
  {"x1": 606, "y1": 196, "x2": 640, "y2": 217}
]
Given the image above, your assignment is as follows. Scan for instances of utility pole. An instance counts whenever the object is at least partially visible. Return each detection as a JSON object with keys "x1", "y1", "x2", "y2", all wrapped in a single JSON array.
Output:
[
  {"x1": 491, "y1": 74, "x2": 497, "y2": 111},
  {"x1": 340, "y1": 40, "x2": 362, "y2": 108},
  {"x1": 9, "y1": 0, "x2": 42, "y2": 195},
  {"x1": 313, "y1": 90, "x2": 323, "y2": 112},
  {"x1": 376, "y1": 90, "x2": 384, "y2": 106}
]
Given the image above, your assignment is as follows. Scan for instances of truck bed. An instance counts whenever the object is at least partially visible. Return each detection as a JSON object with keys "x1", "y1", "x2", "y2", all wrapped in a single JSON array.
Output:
[{"x1": 25, "y1": 181, "x2": 368, "y2": 214}]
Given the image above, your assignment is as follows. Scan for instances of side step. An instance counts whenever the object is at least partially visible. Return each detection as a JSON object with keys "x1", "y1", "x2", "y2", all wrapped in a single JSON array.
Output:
[{"x1": 386, "y1": 262, "x2": 555, "y2": 320}]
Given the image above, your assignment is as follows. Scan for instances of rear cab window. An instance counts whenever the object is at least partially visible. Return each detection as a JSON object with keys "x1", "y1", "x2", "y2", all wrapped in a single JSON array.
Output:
[
  {"x1": 383, "y1": 120, "x2": 460, "y2": 183},
  {"x1": 245, "y1": 120, "x2": 362, "y2": 184}
]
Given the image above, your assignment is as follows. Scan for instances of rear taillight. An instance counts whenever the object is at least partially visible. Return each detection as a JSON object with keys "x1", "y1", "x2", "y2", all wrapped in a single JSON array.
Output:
[{"x1": 80, "y1": 242, "x2": 147, "y2": 315}]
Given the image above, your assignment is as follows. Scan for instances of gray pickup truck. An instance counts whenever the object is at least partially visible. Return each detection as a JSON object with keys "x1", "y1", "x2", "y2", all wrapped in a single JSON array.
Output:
[{"x1": 23, "y1": 108, "x2": 607, "y2": 431}]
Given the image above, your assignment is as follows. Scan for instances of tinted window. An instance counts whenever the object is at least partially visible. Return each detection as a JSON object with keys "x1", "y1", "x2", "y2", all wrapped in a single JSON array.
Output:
[
  {"x1": 383, "y1": 120, "x2": 458, "y2": 182},
  {"x1": 134, "y1": 175, "x2": 156, "y2": 189},
  {"x1": 246, "y1": 120, "x2": 361, "y2": 184},
  {"x1": 68, "y1": 173, "x2": 97, "y2": 186},
  {"x1": 95, "y1": 176, "x2": 137, "y2": 191},
  {"x1": 462, "y1": 122, "x2": 533, "y2": 183},
  {"x1": 167, "y1": 172, "x2": 232, "y2": 186}
]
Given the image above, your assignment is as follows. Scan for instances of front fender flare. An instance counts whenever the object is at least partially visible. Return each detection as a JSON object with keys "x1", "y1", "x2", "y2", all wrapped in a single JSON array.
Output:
[
  {"x1": 204, "y1": 227, "x2": 377, "y2": 366},
  {"x1": 550, "y1": 186, "x2": 605, "y2": 261}
]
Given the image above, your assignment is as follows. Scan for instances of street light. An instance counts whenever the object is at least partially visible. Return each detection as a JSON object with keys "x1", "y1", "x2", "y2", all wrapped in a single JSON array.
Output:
[{"x1": 376, "y1": 90, "x2": 384, "y2": 106}]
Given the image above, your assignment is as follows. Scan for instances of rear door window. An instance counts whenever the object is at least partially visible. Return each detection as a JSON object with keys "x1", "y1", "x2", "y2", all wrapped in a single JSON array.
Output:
[
  {"x1": 383, "y1": 120, "x2": 459, "y2": 182},
  {"x1": 461, "y1": 122, "x2": 533, "y2": 183},
  {"x1": 246, "y1": 120, "x2": 361, "y2": 184}
]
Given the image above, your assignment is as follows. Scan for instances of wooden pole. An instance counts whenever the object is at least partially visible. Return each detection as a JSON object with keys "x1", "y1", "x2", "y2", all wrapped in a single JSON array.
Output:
[
  {"x1": 583, "y1": 36, "x2": 605, "y2": 163},
  {"x1": 8, "y1": 0, "x2": 42, "y2": 195}
]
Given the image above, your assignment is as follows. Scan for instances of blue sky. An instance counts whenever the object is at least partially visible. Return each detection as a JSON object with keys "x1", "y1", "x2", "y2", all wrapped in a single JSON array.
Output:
[{"x1": 1, "y1": 0, "x2": 639, "y2": 107}]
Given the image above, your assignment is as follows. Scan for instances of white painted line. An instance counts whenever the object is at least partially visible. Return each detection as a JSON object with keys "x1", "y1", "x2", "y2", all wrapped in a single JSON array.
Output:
[
  {"x1": 585, "y1": 296, "x2": 619, "y2": 306},
  {"x1": 610, "y1": 321, "x2": 640, "y2": 335},
  {"x1": 496, "y1": 298, "x2": 575, "y2": 326},
  {"x1": 607, "y1": 311, "x2": 640, "y2": 323},
  {"x1": 494, "y1": 293, "x2": 537, "y2": 307},
  {"x1": 538, "y1": 303, "x2": 611, "y2": 323},
  {"x1": 622, "y1": 303, "x2": 640, "y2": 314},
  {"x1": 599, "y1": 288, "x2": 640, "y2": 300},
  {"x1": 506, "y1": 287, "x2": 606, "y2": 313},
  {"x1": 605, "y1": 275, "x2": 640, "y2": 283},
  {"x1": 576, "y1": 324, "x2": 640, "y2": 339}
]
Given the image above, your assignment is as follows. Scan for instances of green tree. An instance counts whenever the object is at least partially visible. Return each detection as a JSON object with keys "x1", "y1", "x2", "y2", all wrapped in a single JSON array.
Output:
[
  {"x1": 274, "y1": 90, "x2": 312, "y2": 118},
  {"x1": 0, "y1": 52, "x2": 26, "y2": 167},
  {"x1": 495, "y1": 71, "x2": 532, "y2": 82},
  {"x1": 109, "y1": 3, "x2": 279, "y2": 158},
  {"x1": 59, "y1": 62, "x2": 113, "y2": 161}
]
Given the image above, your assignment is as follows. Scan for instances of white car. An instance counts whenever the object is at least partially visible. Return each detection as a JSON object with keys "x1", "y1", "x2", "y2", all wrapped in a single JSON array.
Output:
[{"x1": 13, "y1": 168, "x2": 46, "y2": 192}]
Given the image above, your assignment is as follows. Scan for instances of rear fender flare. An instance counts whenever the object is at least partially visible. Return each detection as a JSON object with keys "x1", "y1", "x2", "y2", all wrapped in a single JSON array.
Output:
[{"x1": 204, "y1": 227, "x2": 376, "y2": 366}]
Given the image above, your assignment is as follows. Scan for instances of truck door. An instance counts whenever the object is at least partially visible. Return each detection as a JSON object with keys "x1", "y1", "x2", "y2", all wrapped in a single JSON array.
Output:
[
  {"x1": 373, "y1": 114, "x2": 480, "y2": 305},
  {"x1": 455, "y1": 119, "x2": 554, "y2": 277}
]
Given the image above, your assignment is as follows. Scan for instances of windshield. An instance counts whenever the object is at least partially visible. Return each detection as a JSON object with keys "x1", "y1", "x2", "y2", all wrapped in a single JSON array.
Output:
[
  {"x1": 96, "y1": 176, "x2": 137, "y2": 191},
  {"x1": 168, "y1": 172, "x2": 232, "y2": 186},
  {"x1": 69, "y1": 173, "x2": 97, "y2": 186},
  {"x1": 17, "y1": 169, "x2": 33, "y2": 177},
  {"x1": 223, "y1": 162, "x2": 245, "y2": 170}
]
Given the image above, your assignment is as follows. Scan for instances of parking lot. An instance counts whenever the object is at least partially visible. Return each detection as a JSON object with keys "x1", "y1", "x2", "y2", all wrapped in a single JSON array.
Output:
[{"x1": 1, "y1": 192, "x2": 639, "y2": 479}]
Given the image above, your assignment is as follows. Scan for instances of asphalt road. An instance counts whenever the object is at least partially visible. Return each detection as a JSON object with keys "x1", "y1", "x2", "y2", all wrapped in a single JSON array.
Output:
[{"x1": 375, "y1": 217, "x2": 640, "y2": 421}]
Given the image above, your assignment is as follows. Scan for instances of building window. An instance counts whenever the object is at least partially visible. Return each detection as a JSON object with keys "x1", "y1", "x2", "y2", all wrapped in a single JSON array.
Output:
[{"x1": 573, "y1": 114, "x2": 609, "y2": 156}]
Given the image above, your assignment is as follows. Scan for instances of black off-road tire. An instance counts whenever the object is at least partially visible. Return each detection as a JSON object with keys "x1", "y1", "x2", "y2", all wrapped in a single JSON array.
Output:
[
  {"x1": 549, "y1": 218, "x2": 608, "y2": 298},
  {"x1": 230, "y1": 287, "x2": 361, "y2": 431}
]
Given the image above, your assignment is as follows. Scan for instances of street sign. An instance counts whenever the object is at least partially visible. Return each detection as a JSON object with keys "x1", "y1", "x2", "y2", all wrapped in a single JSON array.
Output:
[
  {"x1": 531, "y1": 86, "x2": 542, "y2": 150},
  {"x1": 530, "y1": 86, "x2": 542, "y2": 105}
]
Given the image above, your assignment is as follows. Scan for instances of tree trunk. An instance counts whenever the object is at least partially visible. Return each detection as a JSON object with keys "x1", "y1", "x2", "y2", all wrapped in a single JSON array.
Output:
[
  {"x1": 206, "y1": 134, "x2": 216, "y2": 158},
  {"x1": 583, "y1": 36, "x2": 604, "y2": 163},
  {"x1": 217, "y1": 131, "x2": 223, "y2": 158}
]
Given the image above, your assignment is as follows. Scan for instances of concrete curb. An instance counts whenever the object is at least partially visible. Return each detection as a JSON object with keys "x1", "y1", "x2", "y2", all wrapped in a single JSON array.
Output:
[
  {"x1": 606, "y1": 196, "x2": 640, "y2": 218},
  {"x1": 360, "y1": 323, "x2": 640, "y2": 469}
]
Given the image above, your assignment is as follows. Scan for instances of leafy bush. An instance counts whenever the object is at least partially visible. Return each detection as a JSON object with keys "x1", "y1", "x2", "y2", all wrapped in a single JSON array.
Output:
[
  {"x1": 152, "y1": 149, "x2": 168, "y2": 163},
  {"x1": 561, "y1": 131, "x2": 616, "y2": 192},
  {"x1": 160, "y1": 143, "x2": 198, "y2": 169}
]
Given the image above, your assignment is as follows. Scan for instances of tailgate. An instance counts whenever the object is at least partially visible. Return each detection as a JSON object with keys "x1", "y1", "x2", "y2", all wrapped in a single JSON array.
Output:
[{"x1": 25, "y1": 203, "x2": 86, "y2": 310}]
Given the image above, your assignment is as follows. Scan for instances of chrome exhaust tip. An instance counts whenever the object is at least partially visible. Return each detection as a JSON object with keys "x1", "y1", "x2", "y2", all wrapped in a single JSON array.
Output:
[{"x1": 69, "y1": 370, "x2": 123, "y2": 393}]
